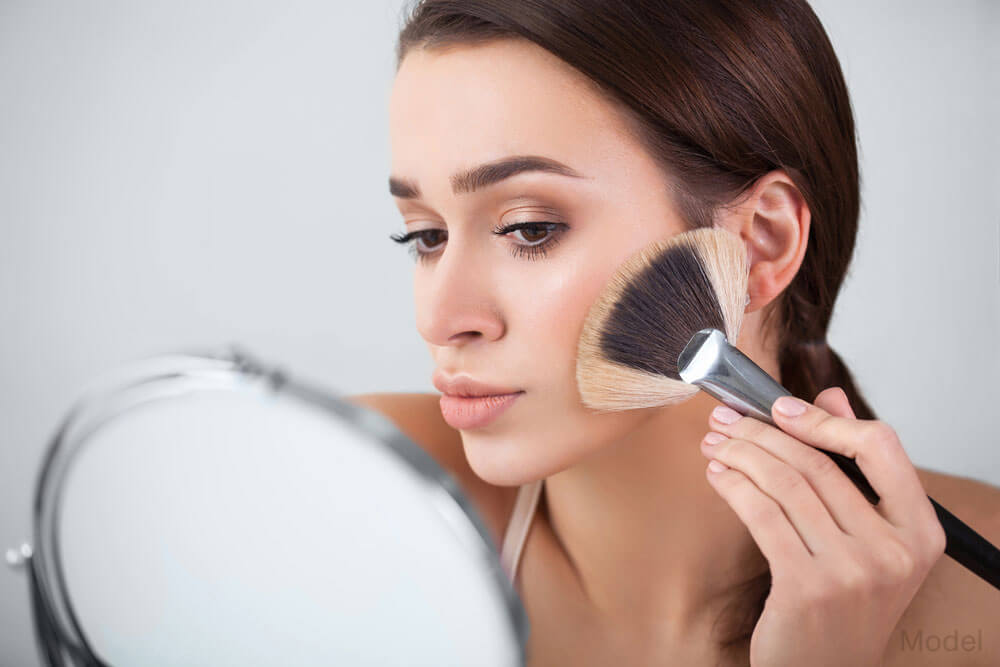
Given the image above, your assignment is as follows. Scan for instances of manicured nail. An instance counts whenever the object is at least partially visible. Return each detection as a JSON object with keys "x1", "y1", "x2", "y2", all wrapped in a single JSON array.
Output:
[
  {"x1": 774, "y1": 396, "x2": 807, "y2": 417},
  {"x1": 703, "y1": 432, "x2": 726, "y2": 446},
  {"x1": 708, "y1": 459, "x2": 728, "y2": 473},
  {"x1": 711, "y1": 405, "x2": 741, "y2": 424}
]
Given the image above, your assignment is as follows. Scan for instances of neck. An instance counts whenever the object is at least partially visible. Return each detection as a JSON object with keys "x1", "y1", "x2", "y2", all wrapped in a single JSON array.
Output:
[{"x1": 544, "y1": 346, "x2": 779, "y2": 651}]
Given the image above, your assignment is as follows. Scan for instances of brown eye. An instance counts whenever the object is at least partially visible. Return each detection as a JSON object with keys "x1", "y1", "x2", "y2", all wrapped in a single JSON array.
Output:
[
  {"x1": 388, "y1": 228, "x2": 448, "y2": 263},
  {"x1": 414, "y1": 229, "x2": 446, "y2": 251},
  {"x1": 494, "y1": 222, "x2": 568, "y2": 260},
  {"x1": 516, "y1": 226, "x2": 550, "y2": 244},
  {"x1": 495, "y1": 222, "x2": 562, "y2": 246}
]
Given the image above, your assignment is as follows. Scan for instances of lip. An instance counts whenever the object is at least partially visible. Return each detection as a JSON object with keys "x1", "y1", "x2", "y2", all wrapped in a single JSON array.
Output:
[
  {"x1": 439, "y1": 392, "x2": 524, "y2": 430},
  {"x1": 432, "y1": 371, "x2": 521, "y2": 398}
]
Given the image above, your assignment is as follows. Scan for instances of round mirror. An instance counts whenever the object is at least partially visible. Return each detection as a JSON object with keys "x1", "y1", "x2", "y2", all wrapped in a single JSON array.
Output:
[{"x1": 24, "y1": 347, "x2": 527, "y2": 666}]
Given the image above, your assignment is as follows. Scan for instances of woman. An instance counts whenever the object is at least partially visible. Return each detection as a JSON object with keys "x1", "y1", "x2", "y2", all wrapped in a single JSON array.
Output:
[{"x1": 352, "y1": 1, "x2": 1000, "y2": 664}]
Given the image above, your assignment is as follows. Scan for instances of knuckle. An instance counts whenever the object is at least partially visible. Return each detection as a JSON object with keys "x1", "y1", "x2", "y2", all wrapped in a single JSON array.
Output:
[
  {"x1": 771, "y1": 469, "x2": 808, "y2": 498},
  {"x1": 811, "y1": 411, "x2": 839, "y2": 438},
  {"x1": 837, "y1": 557, "x2": 875, "y2": 593},
  {"x1": 875, "y1": 538, "x2": 918, "y2": 580},
  {"x1": 861, "y1": 421, "x2": 900, "y2": 457},
  {"x1": 813, "y1": 411, "x2": 836, "y2": 430},
  {"x1": 747, "y1": 498, "x2": 783, "y2": 526},
  {"x1": 735, "y1": 417, "x2": 766, "y2": 440},
  {"x1": 805, "y1": 450, "x2": 839, "y2": 478},
  {"x1": 713, "y1": 466, "x2": 745, "y2": 491},
  {"x1": 719, "y1": 437, "x2": 743, "y2": 457},
  {"x1": 811, "y1": 410, "x2": 837, "y2": 441}
]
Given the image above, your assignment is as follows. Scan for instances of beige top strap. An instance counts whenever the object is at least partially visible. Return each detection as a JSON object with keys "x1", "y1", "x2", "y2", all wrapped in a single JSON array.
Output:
[{"x1": 499, "y1": 479, "x2": 544, "y2": 585}]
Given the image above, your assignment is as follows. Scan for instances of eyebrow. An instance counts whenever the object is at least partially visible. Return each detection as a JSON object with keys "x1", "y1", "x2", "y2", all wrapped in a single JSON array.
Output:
[{"x1": 388, "y1": 155, "x2": 586, "y2": 200}]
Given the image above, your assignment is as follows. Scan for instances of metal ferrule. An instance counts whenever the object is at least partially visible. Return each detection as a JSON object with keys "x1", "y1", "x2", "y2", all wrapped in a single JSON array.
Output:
[{"x1": 677, "y1": 327, "x2": 789, "y2": 427}]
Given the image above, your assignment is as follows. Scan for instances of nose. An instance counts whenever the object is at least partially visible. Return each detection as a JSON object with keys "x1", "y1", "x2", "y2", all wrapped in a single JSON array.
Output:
[{"x1": 415, "y1": 238, "x2": 505, "y2": 348}]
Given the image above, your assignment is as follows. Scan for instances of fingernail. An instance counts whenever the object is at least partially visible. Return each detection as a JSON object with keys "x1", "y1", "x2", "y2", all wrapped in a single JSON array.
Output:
[
  {"x1": 703, "y1": 432, "x2": 726, "y2": 446},
  {"x1": 774, "y1": 396, "x2": 807, "y2": 417},
  {"x1": 711, "y1": 405, "x2": 741, "y2": 424},
  {"x1": 708, "y1": 460, "x2": 728, "y2": 473}
]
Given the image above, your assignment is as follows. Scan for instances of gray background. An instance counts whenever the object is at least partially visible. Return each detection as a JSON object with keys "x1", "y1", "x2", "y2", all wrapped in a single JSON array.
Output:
[{"x1": 1, "y1": 1, "x2": 998, "y2": 664}]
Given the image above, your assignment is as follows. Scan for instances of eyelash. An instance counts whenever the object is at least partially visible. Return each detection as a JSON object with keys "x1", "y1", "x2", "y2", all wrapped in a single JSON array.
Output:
[{"x1": 389, "y1": 222, "x2": 567, "y2": 264}]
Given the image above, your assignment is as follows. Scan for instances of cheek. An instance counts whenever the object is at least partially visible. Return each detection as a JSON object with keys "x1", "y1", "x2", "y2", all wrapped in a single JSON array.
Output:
[
  {"x1": 511, "y1": 257, "x2": 605, "y2": 408},
  {"x1": 516, "y1": 237, "x2": 644, "y2": 385},
  {"x1": 517, "y1": 258, "x2": 592, "y2": 343}
]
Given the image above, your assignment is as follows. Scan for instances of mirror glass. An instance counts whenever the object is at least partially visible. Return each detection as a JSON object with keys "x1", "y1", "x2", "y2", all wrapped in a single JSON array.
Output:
[{"x1": 33, "y1": 354, "x2": 526, "y2": 666}]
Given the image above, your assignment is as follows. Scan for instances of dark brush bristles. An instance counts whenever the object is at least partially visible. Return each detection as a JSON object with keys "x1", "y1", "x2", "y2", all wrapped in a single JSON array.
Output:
[{"x1": 576, "y1": 227, "x2": 750, "y2": 412}]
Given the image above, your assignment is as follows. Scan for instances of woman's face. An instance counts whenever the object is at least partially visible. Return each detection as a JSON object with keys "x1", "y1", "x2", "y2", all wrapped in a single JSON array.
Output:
[{"x1": 389, "y1": 39, "x2": 691, "y2": 486}]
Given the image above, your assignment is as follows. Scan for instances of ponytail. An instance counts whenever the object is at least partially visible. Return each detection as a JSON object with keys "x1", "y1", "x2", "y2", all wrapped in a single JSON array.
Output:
[{"x1": 779, "y1": 338, "x2": 877, "y2": 421}]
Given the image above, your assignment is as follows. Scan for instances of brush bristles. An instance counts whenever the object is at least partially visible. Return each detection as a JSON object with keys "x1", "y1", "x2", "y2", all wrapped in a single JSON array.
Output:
[{"x1": 576, "y1": 227, "x2": 749, "y2": 411}]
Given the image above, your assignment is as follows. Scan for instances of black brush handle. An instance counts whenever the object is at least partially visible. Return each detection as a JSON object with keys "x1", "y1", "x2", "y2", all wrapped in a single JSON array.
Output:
[{"x1": 825, "y1": 450, "x2": 1000, "y2": 590}]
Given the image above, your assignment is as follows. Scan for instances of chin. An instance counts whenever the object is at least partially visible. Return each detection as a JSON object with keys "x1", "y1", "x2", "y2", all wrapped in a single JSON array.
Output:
[{"x1": 459, "y1": 433, "x2": 542, "y2": 488}]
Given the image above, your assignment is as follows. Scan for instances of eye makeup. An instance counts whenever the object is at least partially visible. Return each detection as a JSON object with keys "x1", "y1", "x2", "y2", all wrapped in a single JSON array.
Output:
[{"x1": 389, "y1": 221, "x2": 569, "y2": 264}]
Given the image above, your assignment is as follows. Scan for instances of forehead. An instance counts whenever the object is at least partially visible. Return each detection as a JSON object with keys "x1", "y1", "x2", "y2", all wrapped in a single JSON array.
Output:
[{"x1": 388, "y1": 39, "x2": 641, "y2": 182}]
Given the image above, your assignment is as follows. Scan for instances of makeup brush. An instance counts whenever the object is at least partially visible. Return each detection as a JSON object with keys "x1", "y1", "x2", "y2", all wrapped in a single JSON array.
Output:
[{"x1": 575, "y1": 226, "x2": 1000, "y2": 590}]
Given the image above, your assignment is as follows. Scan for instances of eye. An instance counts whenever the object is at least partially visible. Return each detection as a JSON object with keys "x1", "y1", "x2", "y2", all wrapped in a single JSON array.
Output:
[
  {"x1": 493, "y1": 222, "x2": 566, "y2": 260},
  {"x1": 389, "y1": 228, "x2": 446, "y2": 261},
  {"x1": 389, "y1": 222, "x2": 567, "y2": 263}
]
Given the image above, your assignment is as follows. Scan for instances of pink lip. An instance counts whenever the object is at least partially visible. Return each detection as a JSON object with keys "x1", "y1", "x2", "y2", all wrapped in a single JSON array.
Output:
[
  {"x1": 439, "y1": 391, "x2": 524, "y2": 430},
  {"x1": 432, "y1": 371, "x2": 521, "y2": 398}
]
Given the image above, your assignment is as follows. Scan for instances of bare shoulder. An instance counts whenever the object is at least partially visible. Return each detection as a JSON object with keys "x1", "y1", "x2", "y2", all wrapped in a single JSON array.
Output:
[
  {"x1": 343, "y1": 392, "x2": 519, "y2": 550},
  {"x1": 882, "y1": 467, "x2": 1000, "y2": 665}
]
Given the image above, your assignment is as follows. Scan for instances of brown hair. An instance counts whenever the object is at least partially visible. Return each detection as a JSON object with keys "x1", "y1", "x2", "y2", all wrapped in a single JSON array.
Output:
[{"x1": 395, "y1": 0, "x2": 875, "y2": 656}]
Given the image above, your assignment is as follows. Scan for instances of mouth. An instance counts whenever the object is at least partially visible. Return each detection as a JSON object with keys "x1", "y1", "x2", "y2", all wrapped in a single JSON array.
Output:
[{"x1": 438, "y1": 391, "x2": 524, "y2": 430}]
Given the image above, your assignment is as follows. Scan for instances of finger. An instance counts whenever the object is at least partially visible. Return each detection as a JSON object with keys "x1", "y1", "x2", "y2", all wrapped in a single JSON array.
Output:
[
  {"x1": 816, "y1": 388, "x2": 945, "y2": 546},
  {"x1": 704, "y1": 462, "x2": 813, "y2": 575},
  {"x1": 814, "y1": 386, "x2": 855, "y2": 419},
  {"x1": 710, "y1": 402, "x2": 882, "y2": 539},
  {"x1": 701, "y1": 433, "x2": 845, "y2": 556},
  {"x1": 807, "y1": 388, "x2": 901, "y2": 539},
  {"x1": 767, "y1": 393, "x2": 927, "y2": 531}
]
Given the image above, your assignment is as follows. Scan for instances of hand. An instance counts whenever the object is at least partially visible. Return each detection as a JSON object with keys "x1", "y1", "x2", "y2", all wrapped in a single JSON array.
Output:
[{"x1": 699, "y1": 386, "x2": 947, "y2": 667}]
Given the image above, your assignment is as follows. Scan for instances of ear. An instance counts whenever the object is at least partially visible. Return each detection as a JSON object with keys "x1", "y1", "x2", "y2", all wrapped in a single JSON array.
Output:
[{"x1": 716, "y1": 169, "x2": 810, "y2": 313}]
